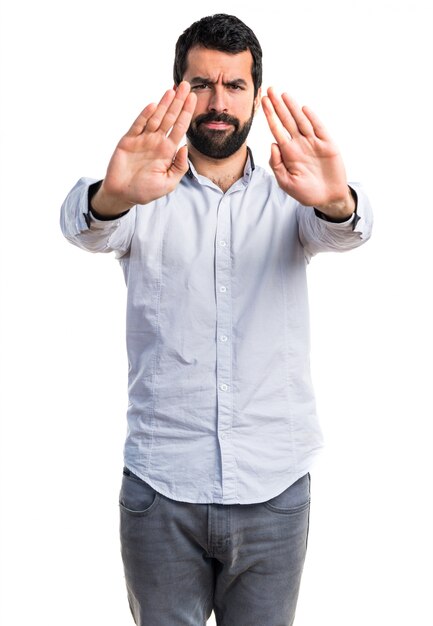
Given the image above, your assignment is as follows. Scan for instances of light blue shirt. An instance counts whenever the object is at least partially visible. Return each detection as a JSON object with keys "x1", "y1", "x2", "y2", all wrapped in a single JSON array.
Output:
[{"x1": 60, "y1": 153, "x2": 373, "y2": 504}]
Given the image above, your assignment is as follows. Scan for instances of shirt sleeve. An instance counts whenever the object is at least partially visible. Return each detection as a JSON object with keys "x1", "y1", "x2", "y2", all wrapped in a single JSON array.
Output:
[
  {"x1": 296, "y1": 183, "x2": 373, "y2": 261},
  {"x1": 59, "y1": 177, "x2": 136, "y2": 257}
]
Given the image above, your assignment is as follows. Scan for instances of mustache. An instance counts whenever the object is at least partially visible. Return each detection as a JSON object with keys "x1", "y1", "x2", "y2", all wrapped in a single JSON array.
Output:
[{"x1": 194, "y1": 112, "x2": 240, "y2": 130}]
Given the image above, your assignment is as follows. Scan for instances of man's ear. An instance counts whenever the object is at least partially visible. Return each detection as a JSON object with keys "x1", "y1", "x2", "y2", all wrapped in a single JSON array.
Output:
[{"x1": 254, "y1": 87, "x2": 262, "y2": 114}]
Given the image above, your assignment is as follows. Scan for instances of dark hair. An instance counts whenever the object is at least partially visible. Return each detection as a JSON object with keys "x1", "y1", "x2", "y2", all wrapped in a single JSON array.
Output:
[{"x1": 173, "y1": 14, "x2": 262, "y2": 96}]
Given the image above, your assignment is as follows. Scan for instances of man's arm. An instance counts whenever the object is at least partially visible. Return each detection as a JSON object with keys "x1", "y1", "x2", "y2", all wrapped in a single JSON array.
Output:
[
  {"x1": 262, "y1": 88, "x2": 372, "y2": 256},
  {"x1": 262, "y1": 89, "x2": 359, "y2": 218},
  {"x1": 60, "y1": 81, "x2": 197, "y2": 254},
  {"x1": 91, "y1": 81, "x2": 196, "y2": 217},
  {"x1": 296, "y1": 182, "x2": 373, "y2": 259},
  {"x1": 60, "y1": 177, "x2": 136, "y2": 255}
]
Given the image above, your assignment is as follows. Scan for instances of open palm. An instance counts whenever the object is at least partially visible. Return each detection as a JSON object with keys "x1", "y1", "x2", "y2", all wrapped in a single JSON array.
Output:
[
  {"x1": 262, "y1": 88, "x2": 353, "y2": 215},
  {"x1": 97, "y1": 82, "x2": 196, "y2": 213}
]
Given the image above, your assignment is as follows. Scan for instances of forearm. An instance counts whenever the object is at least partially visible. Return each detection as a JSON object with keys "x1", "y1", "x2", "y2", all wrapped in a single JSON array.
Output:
[
  {"x1": 314, "y1": 186, "x2": 357, "y2": 221},
  {"x1": 90, "y1": 180, "x2": 135, "y2": 218},
  {"x1": 298, "y1": 183, "x2": 373, "y2": 259},
  {"x1": 60, "y1": 177, "x2": 135, "y2": 255}
]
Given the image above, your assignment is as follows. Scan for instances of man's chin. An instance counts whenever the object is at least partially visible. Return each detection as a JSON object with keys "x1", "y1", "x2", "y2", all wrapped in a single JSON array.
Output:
[
  {"x1": 192, "y1": 146, "x2": 244, "y2": 160},
  {"x1": 187, "y1": 119, "x2": 252, "y2": 159},
  {"x1": 187, "y1": 135, "x2": 235, "y2": 159}
]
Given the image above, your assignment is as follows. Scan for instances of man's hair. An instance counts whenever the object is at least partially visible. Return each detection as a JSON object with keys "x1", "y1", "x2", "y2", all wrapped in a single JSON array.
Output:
[{"x1": 173, "y1": 14, "x2": 262, "y2": 96}]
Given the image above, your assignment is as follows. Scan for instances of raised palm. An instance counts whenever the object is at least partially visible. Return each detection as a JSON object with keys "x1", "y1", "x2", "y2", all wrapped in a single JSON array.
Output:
[
  {"x1": 98, "y1": 81, "x2": 196, "y2": 213},
  {"x1": 262, "y1": 88, "x2": 353, "y2": 216}
]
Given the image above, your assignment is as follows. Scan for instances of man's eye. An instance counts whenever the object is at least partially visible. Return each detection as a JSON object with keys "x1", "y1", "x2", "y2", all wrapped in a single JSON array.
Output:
[{"x1": 192, "y1": 84, "x2": 209, "y2": 90}]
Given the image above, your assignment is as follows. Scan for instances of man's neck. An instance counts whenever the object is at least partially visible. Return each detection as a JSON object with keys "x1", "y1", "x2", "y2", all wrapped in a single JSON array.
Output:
[{"x1": 187, "y1": 143, "x2": 248, "y2": 193}]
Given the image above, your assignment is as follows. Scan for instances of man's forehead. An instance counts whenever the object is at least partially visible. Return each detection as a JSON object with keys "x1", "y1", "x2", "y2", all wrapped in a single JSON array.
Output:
[{"x1": 183, "y1": 46, "x2": 254, "y2": 82}]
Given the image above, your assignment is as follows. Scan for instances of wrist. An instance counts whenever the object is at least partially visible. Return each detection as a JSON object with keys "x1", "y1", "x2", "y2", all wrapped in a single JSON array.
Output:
[
  {"x1": 315, "y1": 186, "x2": 356, "y2": 220},
  {"x1": 91, "y1": 182, "x2": 135, "y2": 218}
]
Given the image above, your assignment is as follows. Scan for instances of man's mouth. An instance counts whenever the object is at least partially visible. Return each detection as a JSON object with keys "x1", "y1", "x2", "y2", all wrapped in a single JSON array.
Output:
[
  {"x1": 195, "y1": 113, "x2": 239, "y2": 132},
  {"x1": 201, "y1": 121, "x2": 233, "y2": 130}
]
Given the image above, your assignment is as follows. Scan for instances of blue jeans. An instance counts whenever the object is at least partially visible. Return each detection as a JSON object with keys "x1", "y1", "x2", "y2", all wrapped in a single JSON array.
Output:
[{"x1": 119, "y1": 468, "x2": 311, "y2": 626}]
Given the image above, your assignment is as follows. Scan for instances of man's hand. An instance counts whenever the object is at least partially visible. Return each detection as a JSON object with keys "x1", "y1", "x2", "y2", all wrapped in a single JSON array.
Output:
[
  {"x1": 262, "y1": 88, "x2": 355, "y2": 219},
  {"x1": 91, "y1": 81, "x2": 197, "y2": 217}
]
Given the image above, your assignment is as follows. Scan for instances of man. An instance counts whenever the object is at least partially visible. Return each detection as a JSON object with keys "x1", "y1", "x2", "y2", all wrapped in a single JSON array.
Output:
[{"x1": 61, "y1": 13, "x2": 372, "y2": 626}]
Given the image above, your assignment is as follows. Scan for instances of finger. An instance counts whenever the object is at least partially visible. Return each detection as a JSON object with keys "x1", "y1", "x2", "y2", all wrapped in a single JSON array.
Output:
[
  {"x1": 301, "y1": 105, "x2": 331, "y2": 141},
  {"x1": 281, "y1": 92, "x2": 314, "y2": 137},
  {"x1": 262, "y1": 95, "x2": 292, "y2": 147},
  {"x1": 167, "y1": 92, "x2": 197, "y2": 146},
  {"x1": 126, "y1": 102, "x2": 158, "y2": 137},
  {"x1": 266, "y1": 87, "x2": 299, "y2": 137},
  {"x1": 144, "y1": 88, "x2": 178, "y2": 133},
  {"x1": 158, "y1": 81, "x2": 192, "y2": 134}
]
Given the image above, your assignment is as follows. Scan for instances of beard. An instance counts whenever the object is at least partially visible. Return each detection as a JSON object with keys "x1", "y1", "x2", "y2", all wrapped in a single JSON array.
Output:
[{"x1": 186, "y1": 106, "x2": 255, "y2": 159}]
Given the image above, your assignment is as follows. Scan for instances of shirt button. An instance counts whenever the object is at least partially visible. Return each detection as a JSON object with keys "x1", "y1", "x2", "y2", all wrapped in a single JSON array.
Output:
[
  {"x1": 219, "y1": 286, "x2": 227, "y2": 293},
  {"x1": 220, "y1": 431, "x2": 228, "y2": 439},
  {"x1": 220, "y1": 335, "x2": 228, "y2": 342},
  {"x1": 220, "y1": 383, "x2": 229, "y2": 391},
  {"x1": 219, "y1": 240, "x2": 227, "y2": 247}
]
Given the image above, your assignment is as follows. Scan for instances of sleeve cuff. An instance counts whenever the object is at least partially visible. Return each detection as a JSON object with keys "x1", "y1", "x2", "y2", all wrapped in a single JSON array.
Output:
[
  {"x1": 84, "y1": 180, "x2": 131, "y2": 226},
  {"x1": 314, "y1": 186, "x2": 360, "y2": 231}
]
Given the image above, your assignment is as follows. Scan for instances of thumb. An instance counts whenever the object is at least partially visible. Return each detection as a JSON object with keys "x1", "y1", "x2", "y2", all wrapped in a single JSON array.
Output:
[
  {"x1": 269, "y1": 143, "x2": 283, "y2": 171},
  {"x1": 270, "y1": 142, "x2": 291, "y2": 193},
  {"x1": 170, "y1": 145, "x2": 189, "y2": 178}
]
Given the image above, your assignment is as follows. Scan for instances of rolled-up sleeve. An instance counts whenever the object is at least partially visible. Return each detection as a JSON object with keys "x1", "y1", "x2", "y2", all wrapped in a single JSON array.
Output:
[
  {"x1": 60, "y1": 177, "x2": 135, "y2": 257},
  {"x1": 297, "y1": 182, "x2": 373, "y2": 260}
]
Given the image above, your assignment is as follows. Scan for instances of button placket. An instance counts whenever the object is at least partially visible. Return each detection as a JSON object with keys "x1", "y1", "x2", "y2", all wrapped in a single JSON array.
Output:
[{"x1": 214, "y1": 195, "x2": 236, "y2": 501}]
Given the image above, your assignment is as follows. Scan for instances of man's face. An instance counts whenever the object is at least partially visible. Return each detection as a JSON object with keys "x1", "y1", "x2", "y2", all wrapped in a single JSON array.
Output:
[{"x1": 182, "y1": 47, "x2": 261, "y2": 159}]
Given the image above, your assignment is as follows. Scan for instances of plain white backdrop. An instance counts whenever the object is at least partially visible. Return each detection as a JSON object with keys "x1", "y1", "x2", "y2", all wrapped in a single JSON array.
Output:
[{"x1": 0, "y1": 0, "x2": 432, "y2": 624}]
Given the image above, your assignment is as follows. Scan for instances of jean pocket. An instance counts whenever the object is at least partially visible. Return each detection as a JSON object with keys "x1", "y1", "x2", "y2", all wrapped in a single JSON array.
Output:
[
  {"x1": 119, "y1": 468, "x2": 160, "y2": 516},
  {"x1": 264, "y1": 474, "x2": 310, "y2": 514}
]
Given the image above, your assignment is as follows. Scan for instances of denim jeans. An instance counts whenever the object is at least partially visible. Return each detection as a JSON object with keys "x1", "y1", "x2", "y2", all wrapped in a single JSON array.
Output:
[{"x1": 119, "y1": 468, "x2": 310, "y2": 626}]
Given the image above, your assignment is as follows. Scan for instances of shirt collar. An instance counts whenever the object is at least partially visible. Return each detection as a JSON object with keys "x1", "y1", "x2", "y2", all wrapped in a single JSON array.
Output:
[{"x1": 185, "y1": 146, "x2": 256, "y2": 186}]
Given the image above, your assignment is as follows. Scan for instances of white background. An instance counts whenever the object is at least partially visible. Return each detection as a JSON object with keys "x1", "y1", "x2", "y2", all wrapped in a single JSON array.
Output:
[{"x1": 0, "y1": 0, "x2": 432, "y2": 624}]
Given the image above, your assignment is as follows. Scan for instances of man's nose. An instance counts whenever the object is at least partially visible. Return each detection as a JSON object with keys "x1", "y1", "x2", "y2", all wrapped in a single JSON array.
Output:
[{"x1": 208, "y1": 86, "x2": 228, "y2": 113}]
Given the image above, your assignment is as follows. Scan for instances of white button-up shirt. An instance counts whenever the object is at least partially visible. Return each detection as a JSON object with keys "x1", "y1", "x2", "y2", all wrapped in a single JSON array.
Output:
[{"x1": 60, "y1": 152, "x2": 373, "y2": 504}]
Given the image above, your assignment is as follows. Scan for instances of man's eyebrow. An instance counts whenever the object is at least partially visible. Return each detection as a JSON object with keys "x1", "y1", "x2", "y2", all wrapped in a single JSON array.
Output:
[
  {"x1": 189, "y1": 76, "x2": 213, "y2": 85},
  {"x1": 189, "y1": 77, "x2": 248, "y2": 87},
  {"x1": 224, "y1": 79, "x2": 248, "y2": 87}
]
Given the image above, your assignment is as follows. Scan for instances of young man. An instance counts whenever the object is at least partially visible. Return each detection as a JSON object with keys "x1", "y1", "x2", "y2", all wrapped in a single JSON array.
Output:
[{"x1": 61, "y1": 13, "x2": 372, "y2": 626}]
